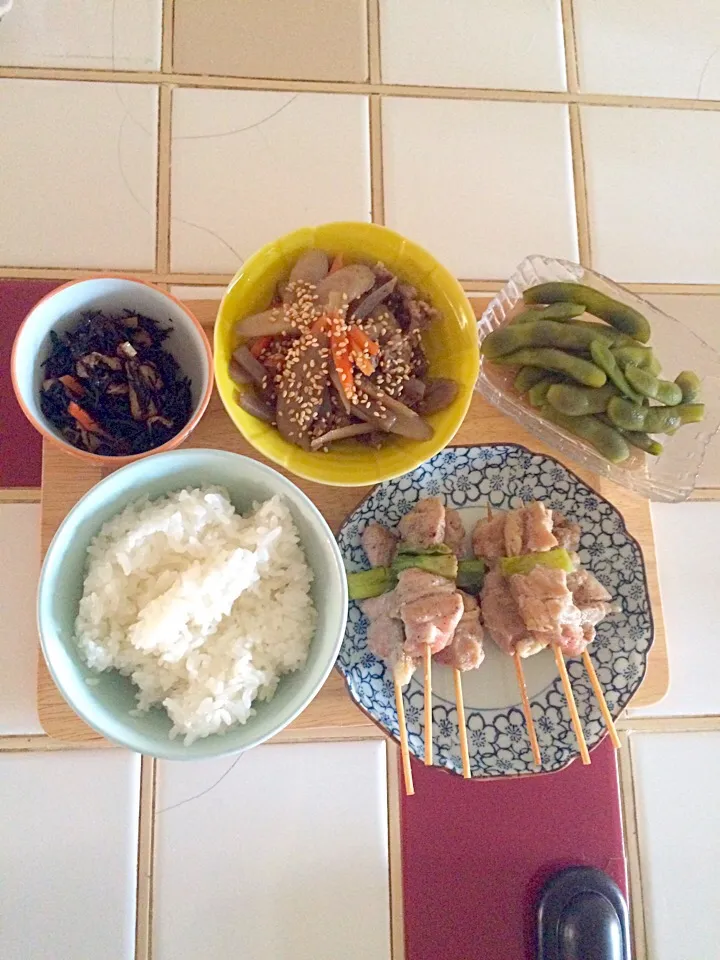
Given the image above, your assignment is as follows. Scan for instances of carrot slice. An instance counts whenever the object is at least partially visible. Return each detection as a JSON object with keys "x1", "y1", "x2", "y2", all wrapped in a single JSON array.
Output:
[
  {"x1": 349, "y1": 325, "x2": 380, "y2": 356},
  {"x1": 310, "y1": 316, "x2": 330, "y2": 335},
  {"x1": 330, "y1": 334, "x2": 355, "y2": 398},
  {"x1": 59, "y1": 374, "x2": 84, "y2": 397},
  {"x1": 68, "y1": 401, "x2": 103, "y2": 434},
  {"x1": 329, "y1": 253, "x2": 344, "y2": 274},
  {"x1": 249, "y1": 336, "x2": 272, "y2": 359}
]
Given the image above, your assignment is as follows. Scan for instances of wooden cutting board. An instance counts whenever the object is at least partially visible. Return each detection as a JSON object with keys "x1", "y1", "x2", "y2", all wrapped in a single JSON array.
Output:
[{"x1": 38, "y1": 299, "x2": 668, "y2": 744}]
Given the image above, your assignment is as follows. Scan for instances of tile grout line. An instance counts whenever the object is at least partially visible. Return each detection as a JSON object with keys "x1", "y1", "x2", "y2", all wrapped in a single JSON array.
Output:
[
  {"x1": 0, "y1": 734, "x2": 104, "y2": 752},
  {"x1": 385, "y1": 741, "x2": 406, "y2": 960},
  {"x1": 367, "y1": 0, "x2": 382, "y2": 85},
  {"x1": 155, "y1": 85, "x2": 173, "y2": 278},
  {"x1": 618, "y1": 731, "x2": 649, "y2": 960},
  {"x1": 618, "y1": 714, "x2": 720, "y2": 732},
  {"x1": 5, "y1": 64, "x2": 720, "y2": 112},
  {"x1": 160, "y1": 0, "x2": 175, "y2": 75},
  {"x1": 135, "y1": 756, "x2": 157, "y2": 960},
  {"x1": 369, "y1": 96, "x2": 386, "y2": 225},
  {"x1": 560, "y1": 0, "x2": 592, "y2": 266}
]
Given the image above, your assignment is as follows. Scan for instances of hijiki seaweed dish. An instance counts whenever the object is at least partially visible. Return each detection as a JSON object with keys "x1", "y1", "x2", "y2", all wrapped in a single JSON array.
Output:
[
  {"x1": 229, "y1": 250, "x2": 459, "y2": 452},
  {"x1": 40, "y1": 310, "x2": 192, "y2": 456}
]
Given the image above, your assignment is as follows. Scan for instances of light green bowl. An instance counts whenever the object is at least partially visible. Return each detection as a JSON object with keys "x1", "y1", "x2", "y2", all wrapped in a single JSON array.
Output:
[{"x1": 38, "y1": 449, "x2": 348, "y2": 759}]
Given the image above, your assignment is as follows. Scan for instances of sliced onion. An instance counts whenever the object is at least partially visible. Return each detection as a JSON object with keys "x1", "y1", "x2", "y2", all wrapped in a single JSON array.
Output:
[
  {"x1": 351, "y1": 277, "x2": 397, "y2": 320},
  {"x1": 310, "y1": 423, "x2": 375, "y2": 450},
  {"x1": 233, "y1": 346, "x2": 268, "y2": 385}
]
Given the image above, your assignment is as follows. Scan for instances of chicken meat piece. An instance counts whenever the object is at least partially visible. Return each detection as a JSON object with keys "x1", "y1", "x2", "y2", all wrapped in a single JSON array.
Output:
[
  {"x1": 367, "y1": 616, "x2": 416, "y2": 687},
  {"x1": 522, "y1": 501, "x2": 558, "y2": 553},
  {"x1": 509, "y1": 567, "x2": 588, "y2": 657},
  {"x1": 361, "y1": 521, "x2": 397, "y2": 568},
  {"x1": 481, "y1": 568, "x2": 541, "y2": 657},
  {"x1": 360, "y1": 568, "x2": 455, "y2": 621},
  {"x1": 434, "y1": 592, "x2": 485, "y2": 671},
  {"x1": 552, "y1": 512, "x2": 582, "y2": 551},
  {"x1": 472, "y1": 511, "x2": 507, "y2": 562},
  {"x1": 567, "y1": 567, "x2": 616, "y2": 627},
  {"x1": 444, "y1": 507, "x2": 466, "y2": 557},
  {"x1": 401, "y1": 591, "x2": 464, "y2": 656},
  {"x1": 398, "y1": 497, "x2": 446, "y2": 550}
]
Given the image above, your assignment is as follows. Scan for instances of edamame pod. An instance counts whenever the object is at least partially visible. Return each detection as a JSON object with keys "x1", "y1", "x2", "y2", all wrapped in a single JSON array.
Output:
[
  {"x1": 483, "y1": 320, "x2": 610, "y2": 358},
  {"x1": 590, "y1": 340, "x2": 643, "y2": 403},
  {"x1": 541, "y1": 405, "x2": 630, "y2": 463},
  {"x1": 528, "y1": 376, "x2": 563, "y2": 408},
  {"x1": 510, "y1": 302, "x2": 585, "y2": 324},
  {"x1": 524, "y1": 282, "x2": 651, "y2": 343},
  {"x1": 625, "y1": 365, "x2": 682, "y2": 405},
  {"x1": 513, "y1": 366, "x2": 549, "y2": 393},
  {"x1": 612, "y1": 344, "x2": 661, "y2": 375},
  {"x1": 546, "y1": 382, "x2": 617, "y2": 416},
  {"x1": 565, "y1": 319, "x2": 632, "y2": 346},
  {"x1": 598, "y1": 416, "x2": 663, "y2": 456},
  {"x1": 491, "y1": 348, "x2": 607, "y2": 387},
  {"x1": 675, "y1": 370, "x2": 702, "y2": 403},
  {"x1": 607, "y1": 397, "x2": 704, "y2": 433}
]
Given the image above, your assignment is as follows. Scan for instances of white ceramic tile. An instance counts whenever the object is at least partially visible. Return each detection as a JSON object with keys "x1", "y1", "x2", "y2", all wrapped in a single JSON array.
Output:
[
  {"x1": 645, "y1": 294, "x2": 720, "y2": 487},
  {"x1": 380, "y1": 0, "x2": 566, "y2": 91},
  {"x1": 582, "y1": 106, "x2": 720, "y2": 283},
  {"x1": 0, "y1": 0, "x2": 161, "y2": 70},
  {"x1": 575, "y1": 0, "x2": 720, "y2": 99},
  {"x1": 383, "y1": 97, "x2": 578, "y2": 279},
  {"x1": 632, "y1": 731, "x2": 720, "y2": 959},
  {"x1": 154, "y1": 742, "x2": 390, "y2": 960},
  {"x1": 170, "y1": 90, "x2": 370, "y2": 274},
  {"x1": 170, "y1": 285, "x2": 229, "y2": 300},
  {"x1": 0, "y1": 750, "x2": 140, "y2": 960},
  {"x1": 0, "y1": 79, "x2": 157, "y2": 269},
  {"x1": 0, "y1": 504, "x2": 43, "y2": 735},
  {"x1": 629, "y1": 503, "x2": 720, "y2": 717}
]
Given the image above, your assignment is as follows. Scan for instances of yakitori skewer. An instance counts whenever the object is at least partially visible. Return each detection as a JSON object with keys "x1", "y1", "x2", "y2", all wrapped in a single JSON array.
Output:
[
  {"x1": 393, "y1": 669, "x2": 415, "y2": 795},
  {"x1": 581, "y1": 649, "x2": 621, "y2": 750},
  {"x1": 453, "y1": 667, "x2": 472, "y2": 778},
  {"x1": 424, "y1": 645, "x2": 433, "y2": 766},
  {"x1": 553, "y1": 645, "x2": 591, "y2": 764},
  {"x1": 486, "y1": 503, "x2": 542, "y2": 766}
]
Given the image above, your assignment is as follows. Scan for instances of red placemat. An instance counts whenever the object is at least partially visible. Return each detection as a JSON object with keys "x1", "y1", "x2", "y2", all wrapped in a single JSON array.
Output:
[
  {"x1": 1, "y1": 281, "x2": 59, "y2": 487},
  {"x1": 400, "y1": 737, "x2": 626, "y2": 960}
]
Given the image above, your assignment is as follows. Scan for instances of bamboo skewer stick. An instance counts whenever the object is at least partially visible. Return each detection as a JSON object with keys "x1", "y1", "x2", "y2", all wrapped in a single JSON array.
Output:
[
  {"x1": 513, "y1": 651, "x2": 542, "y2": 767},
  {"x1": 424, "y1": 645, "x2": 433, "y2": 766},
  {"x1": 553, "y1": 645, "x2": 591, "y2": 765},
  {"x1": 393, "y1": 670, "x2": 414, "y2": 796},
  {"x1": 453, "y1": 668, "x2": 471, "y2": 778},
  {"x1": 582, "y1": 649, "x2": 621, "y2": 750}
]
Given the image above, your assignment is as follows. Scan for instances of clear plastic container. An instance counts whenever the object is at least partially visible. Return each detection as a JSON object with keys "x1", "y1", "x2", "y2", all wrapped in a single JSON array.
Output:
[{"x1": 476, "y1": 255, "x2": 720, "y2": 501}]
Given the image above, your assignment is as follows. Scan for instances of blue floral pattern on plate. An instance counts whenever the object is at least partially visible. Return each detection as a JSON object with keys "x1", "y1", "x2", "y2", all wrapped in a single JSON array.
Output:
[{"x1": 336, "y1": 444, "x2": 653, "y2": 778}]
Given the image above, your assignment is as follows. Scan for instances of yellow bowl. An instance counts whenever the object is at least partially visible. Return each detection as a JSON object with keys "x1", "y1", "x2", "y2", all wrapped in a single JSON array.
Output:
[{"x1": 214, "y1": 222, "x2": 479, "y2": 486}]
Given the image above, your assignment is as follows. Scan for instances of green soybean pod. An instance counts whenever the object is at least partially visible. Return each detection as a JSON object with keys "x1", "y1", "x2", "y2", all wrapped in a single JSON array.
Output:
[
  {"x1": 528, "y1": 376, "x2": 563, "y2": 408},
  {"x1": 612, "y1": 344, "x2": 661, "y2": 375},
  {"x1": 546, "y1": 382, "x2": 617, "y2": 416},
  {"x1": 491, "y1": 348, "x2": 607, "y2": 387},
  {"x1": 625, "y1": 365, "x2": 682, "y2": 406},
  {"x1": 541, "y1": 405, "x2": 630, "y2": 463},
  {"x1": 590, "y1": 340, "x2": 643, "y2": 403},
  {"x1": 510, "y1": 302, "x2": 585, "y2": 324},
  {"x1": 565, "y1": 319, "x2": 632, "y2": 346},
  {"x1": 513, "y1": 366, "x2": 549, "y2": 393},
  {"x1": 524, "y1": 282, "x2": 651, "y2": 343},
  {"x1": 597, "y1": 416, "x2": 663, "y2": 456},
  {"x1": 675, "y1": 370, "x2": 702, "y2": 403},
  {"x1": 483, "y1": 320, "x2": 610, "y2": 358},
  {"x1": 643, "y1": 403, "x2": 705, "y2": 432}
]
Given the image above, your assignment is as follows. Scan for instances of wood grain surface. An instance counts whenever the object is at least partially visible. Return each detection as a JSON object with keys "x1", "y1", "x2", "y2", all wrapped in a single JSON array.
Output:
[{"x1": 38, "y1": 299, "x2": 669, "y2": 744}]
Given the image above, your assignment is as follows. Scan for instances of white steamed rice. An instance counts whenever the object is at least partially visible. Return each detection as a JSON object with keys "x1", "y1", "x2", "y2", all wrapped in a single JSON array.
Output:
[{"x1": 75, "y1": 487, "x2": 317, "y2": 743}]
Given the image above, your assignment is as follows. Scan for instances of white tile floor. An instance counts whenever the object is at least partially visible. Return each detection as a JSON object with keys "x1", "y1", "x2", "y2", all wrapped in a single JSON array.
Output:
[
  {"x1": 379, "y1": 0, "x2": 566, "y2": 91},
  {"x1": 0, "y1": 750, "x2": 140, "y2": 960},
  {"x1": 631, "y1": 731, "x2": 720, "y2": 960},
  {"x1": 0, "y1": 504, "x2": 43, "y2": 734},
  {"x1": 382, "y1": 97, "x2": 578, "y2": 278},
  {"x1": 153, "y1": 742, "x2": 390, "y2": 960},
  {"x1": 170, "y1": 89, "x2": 371, "y2": 273}
]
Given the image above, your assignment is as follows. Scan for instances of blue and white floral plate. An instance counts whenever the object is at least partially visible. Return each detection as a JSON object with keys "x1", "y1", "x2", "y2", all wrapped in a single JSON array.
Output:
[{"x1": 336, "y1": 444, "x2": 653, "y2": 778}]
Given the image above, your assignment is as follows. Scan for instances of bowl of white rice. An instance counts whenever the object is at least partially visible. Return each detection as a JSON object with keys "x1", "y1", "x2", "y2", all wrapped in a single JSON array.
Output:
[{"x1": 37, "y1": 448, "x2": 347, "y2": 759}]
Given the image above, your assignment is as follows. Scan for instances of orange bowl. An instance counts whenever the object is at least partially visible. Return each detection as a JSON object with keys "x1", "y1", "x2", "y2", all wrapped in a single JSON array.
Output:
[
  {"x1": 11, "y1": 275, "x2": 213, "y2": 466},
  {"x1": 214, "y1": 222, "x2": 479, "y2": 486}
]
